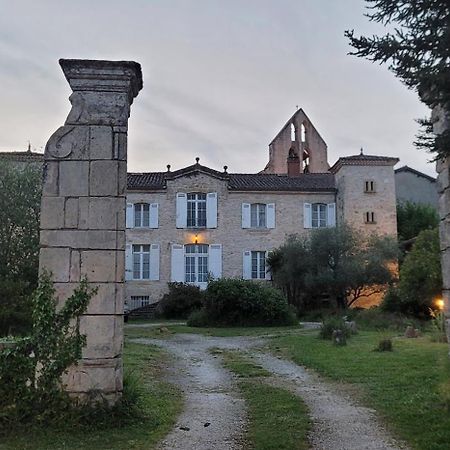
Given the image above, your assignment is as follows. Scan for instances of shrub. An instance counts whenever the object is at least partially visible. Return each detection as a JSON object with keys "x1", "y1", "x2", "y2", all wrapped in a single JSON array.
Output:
[
  {"x1": 158, "y1": 282, "x2": 204, "y2": 319},
  {"x1": 353, "y1": 307, "x2": 423, "y2": 332},
  {"x1": 319, "y1": 317, "x2": 353, "y2": 340},
  {"x1": 375, "y1": 338, "x2": 393, "y2": 352},
  {"x1": 194, "y1": 278, "x2": 297, "y2": 327},
  {"x1": 187, "y1": 309, "x2": 209, "y2": 327}
]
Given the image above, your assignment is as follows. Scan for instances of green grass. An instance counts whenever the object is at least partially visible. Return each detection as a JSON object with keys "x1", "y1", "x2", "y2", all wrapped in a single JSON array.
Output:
[
  {"x1": 0, "y1": 342, "x2": 182, "y2": 450},
  {"x1": 220, "y1": 350, "x2": 310, "y2": 450},
  {"x1": 125, "y1": 323, "x2": 303, "y2": 339},
  {"x1": 270, "y1": 330, "x2": 450, "y2": 450}
]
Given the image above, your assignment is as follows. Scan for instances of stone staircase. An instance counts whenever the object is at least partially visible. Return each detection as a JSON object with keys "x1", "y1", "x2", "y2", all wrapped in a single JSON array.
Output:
[{"x1": 129, "y1": 302, "x2": 159, "y2": 319}]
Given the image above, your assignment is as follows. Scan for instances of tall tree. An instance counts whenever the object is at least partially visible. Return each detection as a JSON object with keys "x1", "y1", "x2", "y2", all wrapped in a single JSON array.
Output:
[
  {"x1": 397, "y1": 201, "x2": 439, "y2": 241},
  {"x1": 345, "y1": 0, "x2": 450, "y2": 158}
]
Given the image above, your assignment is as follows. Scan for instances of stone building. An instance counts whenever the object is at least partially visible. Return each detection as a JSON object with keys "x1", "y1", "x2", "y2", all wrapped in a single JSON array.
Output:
[{"x1": 125, "y1": 109, "x2": 399, "y2": 308}]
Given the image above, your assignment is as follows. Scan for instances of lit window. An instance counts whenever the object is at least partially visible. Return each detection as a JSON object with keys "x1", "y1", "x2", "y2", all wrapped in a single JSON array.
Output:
[
  {"x1": 365, "y1": 212, "x2": 376, "y2": 223},
  {"x1": 250, "y1": 203, "x2": 267, "y2": 228},
  {"x1": 132, "y1": 244, "x2": 150, "y2": 279},
  {"x1": 185, "y1": 244, "x2": 209, "y2": 284},
  {"x1": 364, "y1": 181, "x2": 376, "y2": 192},
  {"x1": 251, "y1": 251, "x2": 266, "y2": 279},
  {"x1": 312, "y1": 203, "x2": 327, "y2": 228},
  {"x1": 134, "y1": 203, "x2": 150, "y2": 227},
  {"x1": 187, "y1": 193, "x2": 207, "y2": 228}
]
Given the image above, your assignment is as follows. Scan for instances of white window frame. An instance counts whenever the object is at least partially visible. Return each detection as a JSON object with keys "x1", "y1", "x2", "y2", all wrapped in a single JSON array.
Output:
[
  {"x1": 187, "y1": 193, "x2": 207, "y2": 228},
  {"x1": 132, "y1": 244, "x2": 150, "y2": 280},
  {"x1": 184, "y1": 244, "x2": 209, "y2": 286},
  {"x1": 312, "y1": 203, "x2": 327, "y2": 228},
  {"x1": 251, "y1": 251, "x2": 266, "y2": 279},
  {"x1": 129, "y1": 295, "x2": 150, "y2": 310},
  {"x1": 134, "y1": 203, "x2": 150, "y2": 228},
  {"x1": 250, "y1": 203, "x2": 267, "y2": 228}
]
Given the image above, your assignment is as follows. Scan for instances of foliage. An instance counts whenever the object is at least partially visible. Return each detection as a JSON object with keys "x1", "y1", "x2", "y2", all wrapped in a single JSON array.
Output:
[
  {"x1": 429, "y1": 309, "x2": 448, "y2": 343},
  {"x1": 384, "y1": 228, "x2": 442, "y2": 318},
  {"x1": 0, "y1": 273, "x2": 96, "y2": 428},
  {"x1": 191, "y1": 278, "x2": 297, "y2": 327},
  {"x1": 268, "y1": 225, "x2": 398, "y2": 310},
  {"x1": 345, "y1": 1, "x2": 450, "y2": 159},
  {"x1": 158, "y1": 282, "x2": 204, "y2": 319},
  {"x1": 397, "y1": 201, "x2": 439, "y2": 241},
  {"x1": 319, "y1": 317, "x2": 354, "y2": 340},
  {"x1": 348, "y1": 306, "x2": 422, "y2": 331},
  {"x1": 186, "y1": 308, "x2": 209, "y2": 327},
  {"x1": 375, "y1": 338, "x2": 393, "y2": 352}
]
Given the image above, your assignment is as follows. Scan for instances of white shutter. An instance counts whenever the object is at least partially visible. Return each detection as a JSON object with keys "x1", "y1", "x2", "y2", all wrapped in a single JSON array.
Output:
[
  {"x1": 176, "y1": 193, "x2": 187, "y2": 228},
  {"x1": 303, "y1": 203, "x2": 312, "y2": 229},
  {"x1": 243, "y1": 251, "x2": 252, "y2": 280},
  {"x1": 206, "y1": 192, "x2": 218, "y2": 228},
  {"x1": 125, "y1": 244, "x2": 133, "y2": 280},
  {"x1": 126, "y1": 203, "x2": 134, "y2": 228},
  {"x1": 265, "y1": 251, "x2": 272, "y2": 280},
  {"x1": 150, "y1": 203, "x2": 159, "y2": 229},
  {"x1": 171, "y1": 244, "x2": 185, "y2": 282},
  {"x1": 209, "y1": 244, "x2": 222, "y2": 279},
  {"x1": 266, "y1": 203, "x2": 275, "y2": 229},
  {"x1": 149, "y1": 243, "x2": 160, "y2": 280},
  {"x1": 242, "y1": 203, "x2": 251, "y2": 228},
  {"x1": 327, "y1": 203, "x2": 336, "y2": 228}
]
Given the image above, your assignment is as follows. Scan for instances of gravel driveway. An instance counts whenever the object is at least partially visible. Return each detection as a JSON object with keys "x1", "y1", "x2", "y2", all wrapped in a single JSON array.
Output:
[{"x1": 131, "y1": 333, "x2": 408, "y2": 450}]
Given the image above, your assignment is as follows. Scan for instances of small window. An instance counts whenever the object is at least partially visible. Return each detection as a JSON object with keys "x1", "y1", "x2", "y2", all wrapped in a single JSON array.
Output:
[
  {"x1": 364, "y1": 180, "x2": 376, "y2": 193},
  {"x1": 365, "y1": 212, "x2": 376, "y2": 223},
  {"x1": 134, "y1": 203, "x2": 150, "y2": 227},
  {"x1": 130, "y1": 296, "x2": 150, "y2": 310},
  {"x1": 187, "y1": 193, "x2": 207, "y2": 228},
  {"x1": 251, "y1": 251, "x2": 266, "y2": 279},
  {"x1": 290, "y1": 123, "x2": 296, "y2": 142},
  {"x1": 250, "y1": 203, "x2": 267, "y2": 228},
  {"x1": 132, "y1": 244, "x2": 150, "y2": 279},
  {"x1": 312, "y1": 203, "x2": 327, "y2": 228},
  {"x1": 300, "y1": 123, "x2": 306, "y2": 143}
]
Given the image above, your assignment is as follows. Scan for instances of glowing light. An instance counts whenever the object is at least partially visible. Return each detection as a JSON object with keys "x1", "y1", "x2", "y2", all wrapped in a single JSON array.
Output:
[
  {"x1": 435, "y1": 298, "x2": 445, "y2": 311},
  {"x1": 194, "y1": 234, "x2": 198, "y2": 244}
]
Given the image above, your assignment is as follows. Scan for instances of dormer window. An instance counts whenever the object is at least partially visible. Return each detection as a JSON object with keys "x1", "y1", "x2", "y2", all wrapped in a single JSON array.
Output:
[{"x1": 364, "y1": 180, "x2": 376, "y2": 193}]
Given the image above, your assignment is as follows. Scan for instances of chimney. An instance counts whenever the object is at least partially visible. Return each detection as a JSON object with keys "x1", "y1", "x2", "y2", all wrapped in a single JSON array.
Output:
[{"x1": 287, "y1": 148, "x2": 300, "y2": 176}]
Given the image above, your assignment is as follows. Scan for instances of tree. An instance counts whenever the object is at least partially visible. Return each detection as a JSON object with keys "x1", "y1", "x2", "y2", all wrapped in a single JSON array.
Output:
[
  {"x1": 345, "y1": 1, "x2": 450, "y2": 159},
  {"x1": 397, "y1": 201, "x2": 439, "y2": 241},
  {"x1": 268, "y1": 225, "x2": 398, "y2": 310}
]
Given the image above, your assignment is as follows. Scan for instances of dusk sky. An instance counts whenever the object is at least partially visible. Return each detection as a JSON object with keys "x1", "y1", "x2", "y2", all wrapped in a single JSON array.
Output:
[{"x1": 0, "y1": 0, "x2": 435, "y2": 175}]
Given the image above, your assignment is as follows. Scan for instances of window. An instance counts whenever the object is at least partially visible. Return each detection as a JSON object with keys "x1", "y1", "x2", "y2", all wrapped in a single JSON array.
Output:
[
  {"x1": 312, "y1": 203, "x2": 327, "y2": 228},
  {"x1": 251, "y1": 203, "x2": 266, "y2": 228},
  {"x1": 251, "y1": 251, "x2": 266, "y2": 279},
  {"x1": 134, "y1": 203, "x2": 150, "y2": 227},
  {"x1": 290, "y1": 123, "x2": 296, "y2": 141},
  {"x1": 364, "y1": 180, "x2": 376, "y2": 193},
  {"x1": 130, "y1": 295, "x2": 150, "y2": 310},
  {"x1": 187, "y1": 193, "x2": 207, "y2": 228},
  {"x1": 132, "y1": 244, "x2": 150, "y2": 279},
  {"x1": 365, "y1": 212, "x2": 376, "y2": 223},
  {"x1": 185, "y1": 244, "x2": 209, "y2": 284}
]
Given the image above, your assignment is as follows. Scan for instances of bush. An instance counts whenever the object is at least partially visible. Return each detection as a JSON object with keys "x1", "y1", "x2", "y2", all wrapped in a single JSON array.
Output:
[
  {"x1": 186, "y1": 309, "x2": 209, "y2": 327},
  {"x1": 319, "y1": 317, "x2": 353, "y2": 340},
  {"x1": 355, "y1": 307, "x2": 423, "y2": 331},
  {"x1": 158, "y1": 282, "x2": 204, "y2": 319},
  {"x1": 192, "y1": 278, "x2": 297, "y2": 327},
  {"x1": 375, "y1": 338, "x2": 393, "y2": 352}
]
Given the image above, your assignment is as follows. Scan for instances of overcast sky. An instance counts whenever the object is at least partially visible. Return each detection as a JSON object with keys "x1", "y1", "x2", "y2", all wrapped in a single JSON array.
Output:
[{"x1": 0, "y1": 0, "x2": 436, "y2": 176}]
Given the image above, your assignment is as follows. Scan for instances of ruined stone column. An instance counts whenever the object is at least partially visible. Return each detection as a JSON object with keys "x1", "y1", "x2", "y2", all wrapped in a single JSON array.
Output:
[
  {"x1": 434, "y1": 105, "x2": 450, "y2": 348},
  {"x1": 39, "y1": 59, "x2": 142, "y2": 402}
]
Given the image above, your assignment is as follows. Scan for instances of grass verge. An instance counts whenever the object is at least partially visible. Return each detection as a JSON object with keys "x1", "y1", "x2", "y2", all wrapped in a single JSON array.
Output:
[
  {"x1": 220, "y1": 350, "x2": 310, "y2": 450},
  {"x1": 0, "y1": 342, "x2": 182, "y2": 450},
  {"x1": 270, "y1": 330, "x2": 450, "y2": 450}
]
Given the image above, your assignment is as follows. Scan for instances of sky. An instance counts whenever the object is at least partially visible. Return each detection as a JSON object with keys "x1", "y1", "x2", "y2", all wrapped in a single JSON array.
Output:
[{"x1": 0, "y1": 0, "x2": 436, "y2": 176}]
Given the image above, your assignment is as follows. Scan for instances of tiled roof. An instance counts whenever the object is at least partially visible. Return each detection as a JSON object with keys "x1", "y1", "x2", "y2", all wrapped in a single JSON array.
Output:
[
  {"x1": 329, "y1": 154, "x2": 399, "y2": 173},
  {"x1": 0, "y1": 151, "x2": 44, "y2": 162},
  {"x1": 128, "y1": 172, "x2": 166, "y2": 190},
  {"x1": 395, "y1": 165, "x2": 436, "y2": 182}
]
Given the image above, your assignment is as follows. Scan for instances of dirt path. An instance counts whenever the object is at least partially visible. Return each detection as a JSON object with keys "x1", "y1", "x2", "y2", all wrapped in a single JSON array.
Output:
[{"x1": 131, "y1": 333, "x2": 408, "y2": 450}]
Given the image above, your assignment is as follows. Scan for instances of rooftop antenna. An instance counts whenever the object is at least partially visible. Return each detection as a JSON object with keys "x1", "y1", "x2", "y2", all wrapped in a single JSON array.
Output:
[
  {"x1": 27, "y1": 141, "x2": 31, "y2": 152},
  {"x1": 360, "y1": 147, "x2": 364, "y2": 155}
]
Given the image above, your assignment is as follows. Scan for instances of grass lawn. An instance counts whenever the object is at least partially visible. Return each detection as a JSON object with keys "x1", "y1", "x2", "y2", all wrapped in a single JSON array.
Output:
[
  {"x1": 270, "y1": 330, "x2": 450, "y2": 450},
  {"x1": 0, "y1": 342, "x2": 182, "y2": 450},
  {"x1": 220, "y1": 349, "x2": 310, "y2": 450}
]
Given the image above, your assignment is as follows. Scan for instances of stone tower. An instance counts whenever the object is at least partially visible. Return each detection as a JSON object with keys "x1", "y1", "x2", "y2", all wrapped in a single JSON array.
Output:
[{"x1": 39, "y1": 59, "x2": 143, "y2": 402}]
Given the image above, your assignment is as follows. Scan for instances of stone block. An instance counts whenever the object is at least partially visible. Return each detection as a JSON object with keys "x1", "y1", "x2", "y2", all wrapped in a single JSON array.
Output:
[
  {"x1": 113, "y1": 130, "x2": 127, "y2": 161},
  {"x1": 116, "y1": 249, "x2": 125, "y2": 282},
  {"x1": 90, "y1": 160, "x2": 118, "y2": 196},
  {"x1": 81, "y1": 250, "x2": 117, "y2": 282},
  {"x1": 88, "y1": 197, "x2": 125, "y2": 230},
  {"x1": 40, "y1": 230, "x2": 118, "y2": 250},
  {"x1": 70, "y1": 250, "x2": 81, "y2": 282},
  {"x1": 441, "y1": 250, "x2": 450, "y2": 290},
  {"x1": 118, "y1": 161, "x2": 127, "y2": 196},
  {"x1": 90, "y1": 126, "x2": 113, "y2": 159},
  {"x1": 40, "y1": 196, "x2": 65, "y2": 229},
  {"x1": 42, "y1": 161, "x2": 60, "y2": 196},
  {"x1": 79, "y1": 315, "x2": 122, "y2": 359},
  {"x1": 65, "y1": 197, "x2": 79, "y2": 228},
  {"x1": 86, "y1": 282, "x2": 122, "y2": 315},
  {"x1": 59, "y1": 161, "x2": 89, "y2": 197},
  {"x1": 78, "y1": 197, "x2": 89, "y2": 229},
  {"x1": 39, "y1": 247, "x2": 70, "y2": 282},
  {"x1": 442, "y1": 290, "x2": 450, "y2": 317}
]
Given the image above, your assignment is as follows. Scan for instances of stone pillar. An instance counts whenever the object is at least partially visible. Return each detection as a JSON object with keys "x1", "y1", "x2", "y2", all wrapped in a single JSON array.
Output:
[
  {"x1": 39, "y1": 59, "x2": 142, "y2": 402},
  {"x1": 434, "y1": 105, "x2": 450, "y2": 347}
]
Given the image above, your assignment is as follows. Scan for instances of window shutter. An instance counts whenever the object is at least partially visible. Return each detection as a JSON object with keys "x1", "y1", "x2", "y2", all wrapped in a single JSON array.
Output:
[
  {"x1": 243, "y1": 251, "x2": 252, "y2": 280},
  {"x1": 266, "y1": 203, "x2": 275, "y2": 229},
  {"x1": 209, "y1": 244, "x2": 222, "y2": 279},
  {"x1": 265, "y1": 251, "x2": 272, "y2": 280},
  {"x1": 176, "y1": 193, "x2": 187, "y2": 228},
  {"x1": 150, "y1": 203, "x2": 159, "y2": 228},
  {"x1": 242, "y1": 203, "x2": 251, "y2": 228},
  {"x1": 126, "y1": 203, "x2": 134, "y2": 228},
  {"x1": 149, "y1": 244, "x2": 160, "y2": 280},
  {"x1": 303, "y1": 203, "x2": 312, "y2": 229},
  {"x1": 206, "y1": 192, "x2": 218, "y2": 228},
  {"x1": 171, "y1": 244, "x2": 184, "y2": 282},
  {"x1": 327, "y1": 203, "x2": 336, "y2": 228},
  {"x1": 125, "y1": 244, "x2": 133, "y2": 280}
]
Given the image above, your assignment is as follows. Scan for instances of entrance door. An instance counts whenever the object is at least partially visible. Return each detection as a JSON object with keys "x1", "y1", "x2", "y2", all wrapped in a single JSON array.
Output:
[{"x1": 185, "y1": 244, "x2": 209, "y2": 289}]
